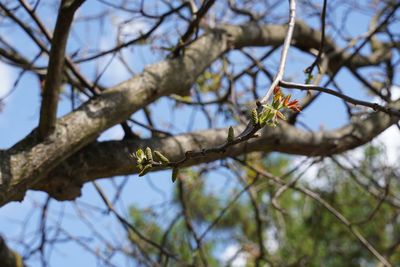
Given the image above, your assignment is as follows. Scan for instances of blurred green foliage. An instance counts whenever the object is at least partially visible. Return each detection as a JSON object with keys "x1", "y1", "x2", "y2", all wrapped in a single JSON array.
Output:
[{"x1": 128, "y1": 145, "x2": 400, "y2": 266}]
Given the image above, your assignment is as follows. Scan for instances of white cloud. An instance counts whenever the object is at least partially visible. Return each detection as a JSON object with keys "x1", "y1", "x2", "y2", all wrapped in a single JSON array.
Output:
[
  {"x1": 110, "y1": 13, "x2": 151, "y2": 37},
  {"x1": 299, "y1": 85, "x2": 400, "y2": 178},
  {"x1": 220, "y1": 244, "x2": 247, "y2": 267},
  {"x1": 265, "y1": 228, "x2": 279, "y2": 253},
  {"x1": 369, "y1": 85, "x2": 400, "y2": 165},
  {"x1": 390, "y1": 86, "x2": 400, "y2": 100},
  {"x1": 290, "y1": 157, "x2": 327, "y2": 189},
  {"x1": 296, "y1": 122, "x2": 400, "y2": 184},
  {"x1": 119, "y1": 20, "x2": 151, "y2": 37},
  {"x1": 374, "y1": 125, "x2": 400, "y2": 165}
]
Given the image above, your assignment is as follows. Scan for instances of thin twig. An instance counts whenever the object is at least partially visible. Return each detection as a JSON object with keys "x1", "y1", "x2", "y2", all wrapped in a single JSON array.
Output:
[
  {"x1": 279, "y1": 80, "x2": 400, "y2": 116},
  {"x1": 304, "y1": 0, "x2": 327, "y2": 74},
  {"x1": 92, "y1": 181, "x2": 177, "y2": 261},
  {"x1": 260, "y1": 0, "x2": 296, "y2": 104},
  {"x1": 198, "y1": 173, "x2": 259, "y2": 241},
  {"x1": 177, "y1": 180, "x2": 208, "y2": 266},
  {"x1": 172, "y1": 0, "x2": 216, "y2": 57}
]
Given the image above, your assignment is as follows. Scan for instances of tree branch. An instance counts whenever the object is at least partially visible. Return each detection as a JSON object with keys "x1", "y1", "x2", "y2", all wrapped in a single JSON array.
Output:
[
  {"x1": 260, "y1": 0, "x2": 296, "y2": 104},
  {"x1": 36, "y1": 102, "x2": 400, "y2": 200},
  {"x1": 279, "y1": 80, "x2": 400, "y2": 116},
  {"x1": 38, "y1": 0, "x2": 85, "y2": 138},
  {"x1": 0, "y1": 20, "x2": 398, "y2": 206}
]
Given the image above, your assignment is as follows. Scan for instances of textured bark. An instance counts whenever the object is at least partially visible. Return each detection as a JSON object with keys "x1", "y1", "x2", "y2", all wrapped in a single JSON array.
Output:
[
  {"x1": 0, "y1": 21, "x2": 397, "y2": 206},
  {"x1": 37, "y1": 104, "x2": 399, "y2": 200}
]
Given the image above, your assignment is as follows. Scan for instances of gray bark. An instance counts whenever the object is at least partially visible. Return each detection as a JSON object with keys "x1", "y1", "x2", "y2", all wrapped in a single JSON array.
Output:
[{"x1": 0, "y1": 21, "x2": 397, "y2": 206}]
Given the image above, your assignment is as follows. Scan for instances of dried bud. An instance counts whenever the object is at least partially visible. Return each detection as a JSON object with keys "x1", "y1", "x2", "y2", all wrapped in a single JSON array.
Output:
[
  {"x1": 171, "y1": 168, "x2": 179, "y2": 183},
  {"x1": 273, "y1": 86, "x2": 281, "y2": 95},
  {"x1": 227, "y1": 126, "x2": 234, "y2": 142}
]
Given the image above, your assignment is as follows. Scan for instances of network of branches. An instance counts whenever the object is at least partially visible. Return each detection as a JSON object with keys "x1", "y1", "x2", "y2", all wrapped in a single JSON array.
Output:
[{"x1": 0, "y1": 0, "x2": 400, "y2": 266}]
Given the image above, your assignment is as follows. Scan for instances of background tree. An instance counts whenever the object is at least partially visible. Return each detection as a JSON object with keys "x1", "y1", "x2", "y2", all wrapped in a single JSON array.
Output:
[{"x1": 0, "y1": 0, "x2": 399, "y2": 266}]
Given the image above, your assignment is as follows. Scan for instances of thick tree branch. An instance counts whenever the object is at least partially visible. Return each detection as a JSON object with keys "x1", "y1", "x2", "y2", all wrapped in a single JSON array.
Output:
[
  {"x1": 36, "y1": 103, "x2": 399, "y2": 201},
  {"x1": 0, "y1": 20, "x2": 397, "y2": 206},
  {"x1": 0, "y1": 21, "x2": 235, "y2": 206},
  {"x1": 38, "y1": 0, "x2": 85, "y2": 138}
]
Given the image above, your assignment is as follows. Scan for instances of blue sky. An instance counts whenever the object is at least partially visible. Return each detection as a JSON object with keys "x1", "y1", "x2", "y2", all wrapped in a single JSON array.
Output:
[{"x1": 0, "y1": 1, "x2": 399, "y2": 266}]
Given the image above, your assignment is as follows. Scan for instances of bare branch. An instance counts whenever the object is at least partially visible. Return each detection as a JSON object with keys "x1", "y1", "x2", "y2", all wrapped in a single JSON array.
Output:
[
  {"x1": 260, "y1": 0, "x2": 296, "y2": 104},
  {"x1": 0, "y1": 18, "x2": 398, "y2": 206},
  {"x1": 37, "y1": 102, "x2": 400, "y2": 200},
  {"x1": 38, "y1": 0, "x2": 85, "y2": 138},
  {"x1": 304, "y1": 0, "x2": 328, "y2": 74},
  {"x1": 279, "y1": 80, "x2": 400, "y2": 116},
  {"x1": 92, "y1": 181, "x2": 177, "y2": 262},
  {"x1": 172, "y1": 0, "x2": 217, "y2": 57}
]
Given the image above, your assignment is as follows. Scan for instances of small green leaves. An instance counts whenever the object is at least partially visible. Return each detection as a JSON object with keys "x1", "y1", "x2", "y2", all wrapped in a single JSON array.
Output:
[
  {"x1": 171, "y1": 168, "x2": 179, "y2": 183},
  {"x1": 135, "y1": 148, "x2": 148, "y2": 170},
  {"x1": 131, "y1": 148, "x2": 179, "y2": 184},
  {"x1": 227, "y1": 126, "x2": 234, "y2": 142},
  {"x1": 258, "y1": 105, "x2": 272, "y2": 126},
  {"x1": 154, "y1": 150, "x2": 170, "y2": 165},
  {"x1": 134, "y1": 148, "x2": 154, "y2": 177},
  {"x1": 135, "y1": 149, "x2": 146, "y2": 163},
  {"x1": 145, "y1": 147, "x2": 153, "y2": 162},
  {"x1": 254, "y1": 86, "x2": 301, "y2": 128},
  {"x1": 258, "y1": 104, "x2": 286, "y2": 127},
  {"x1": 251, "y1": 109, "x2": 259, "y2": 125},
  {"x1": 132, "y1": 148, "x2": 175, "y2": 179}
]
